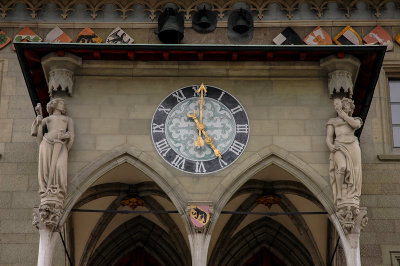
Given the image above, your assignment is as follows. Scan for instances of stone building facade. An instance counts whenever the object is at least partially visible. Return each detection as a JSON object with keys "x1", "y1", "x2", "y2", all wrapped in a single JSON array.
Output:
[{"x1": 0, "y1": 1, "x2": 400, "y2": 266}]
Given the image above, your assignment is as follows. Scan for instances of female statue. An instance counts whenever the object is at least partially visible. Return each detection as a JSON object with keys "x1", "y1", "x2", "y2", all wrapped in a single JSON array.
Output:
[
  {"x1": 31, "y1": 98, "x2": 74, "y2": 199},
  {"x1": 326, "y1": 97, "x2": 362, "y2": 208}
]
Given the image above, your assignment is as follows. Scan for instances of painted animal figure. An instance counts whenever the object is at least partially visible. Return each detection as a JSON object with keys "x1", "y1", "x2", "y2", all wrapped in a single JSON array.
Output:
[{"x1": 192, "y1": 207, "x2": 208, "y2": 223}]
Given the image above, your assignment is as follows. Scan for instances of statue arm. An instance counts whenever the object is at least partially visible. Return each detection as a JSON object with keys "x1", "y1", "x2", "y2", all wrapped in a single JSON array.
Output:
[
  {"x1": 326, "y1": 124, "x2": 335, "y2": 152},
  {"x1": 337, "y1": 109, "x2": 362, "y2": 129},
  {"x1": 66, "y1": 117, "x2": 74, "y2": 151}
]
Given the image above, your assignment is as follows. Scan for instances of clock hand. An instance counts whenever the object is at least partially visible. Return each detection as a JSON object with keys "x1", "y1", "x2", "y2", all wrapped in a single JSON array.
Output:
[
  {"x1": 198, "y1": 83, "x2": 207, "y2": 124},
  {"x1": 187, "y1": 110, "x2": 204, "y2": 148},
  {"x1": 201, "y1": 129, "x2": 222, "y2": 159}
]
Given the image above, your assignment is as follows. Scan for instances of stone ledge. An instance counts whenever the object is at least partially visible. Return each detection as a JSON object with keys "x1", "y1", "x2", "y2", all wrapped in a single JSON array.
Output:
[{"x1": 377, "y1": 154, "x2": 400, "y2": 161}]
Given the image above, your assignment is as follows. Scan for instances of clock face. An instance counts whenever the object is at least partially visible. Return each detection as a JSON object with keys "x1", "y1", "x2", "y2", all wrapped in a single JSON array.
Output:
[{"x1": 151, "y1": 84, "x2": 249, "y2": 174}]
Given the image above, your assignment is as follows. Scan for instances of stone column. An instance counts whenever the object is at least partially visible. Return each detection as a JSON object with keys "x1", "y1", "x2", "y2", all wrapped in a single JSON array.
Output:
[
  {"x1": 33, "y1": 206, "x2": 63, "y2": 266},
  {"x1": 41, "y1": 52, "x2": 82, "y2": 97},
  {"x1": 322, "y1": 55, "x2": 368, "y2": 266}
]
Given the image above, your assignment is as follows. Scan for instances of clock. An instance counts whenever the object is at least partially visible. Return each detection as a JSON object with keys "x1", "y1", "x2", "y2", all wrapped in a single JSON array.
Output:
[{"x1": 151, "y1": 84, "x2": 249, "y2": 174}]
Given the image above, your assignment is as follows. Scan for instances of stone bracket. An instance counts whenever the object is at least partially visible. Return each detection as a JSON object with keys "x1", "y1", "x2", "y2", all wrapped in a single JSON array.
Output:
[
  {"x1": 41, "y1": 52, "x2": 82, "y2": 97},
  {"x1": 320, "y1": 54, "x2": 360, "y2": 99}
]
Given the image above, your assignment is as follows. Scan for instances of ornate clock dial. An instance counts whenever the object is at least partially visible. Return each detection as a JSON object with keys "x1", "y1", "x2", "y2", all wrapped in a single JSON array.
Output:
[{"x1": 151, "y1": 84, "x2": 249, "y2": 174}]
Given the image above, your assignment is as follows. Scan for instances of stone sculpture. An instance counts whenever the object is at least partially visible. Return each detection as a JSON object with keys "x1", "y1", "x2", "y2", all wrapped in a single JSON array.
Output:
[
  {"x1": 32, "y1": 98, "x2": 74, "y2": 201},
  {"x1": 326, "y1": 97, "x2": 362, "y2": 209},
  {"x1": 326, "y1": 97, "x2": 367, "y2": 236}
]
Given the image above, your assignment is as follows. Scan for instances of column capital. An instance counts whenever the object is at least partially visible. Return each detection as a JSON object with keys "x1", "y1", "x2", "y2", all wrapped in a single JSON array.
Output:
[
  {"x1": 320, "y1": 54, "x2": 360, "y2": 98},
  {"x1": 41, "y1": 52, "x2": 82, "y2": 97}
]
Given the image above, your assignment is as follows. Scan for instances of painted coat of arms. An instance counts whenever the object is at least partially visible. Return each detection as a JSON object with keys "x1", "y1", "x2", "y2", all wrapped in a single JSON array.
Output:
[{"x1": 190, "y1": 205, "x2": 210, "y2": 229}]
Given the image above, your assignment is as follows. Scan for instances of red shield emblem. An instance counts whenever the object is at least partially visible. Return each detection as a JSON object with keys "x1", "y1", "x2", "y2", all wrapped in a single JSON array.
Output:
[
  {"x1": 363, "y1": 26, "x2": 393, "y2": 51},
  {"x1": 304, "y1": 26, "x2": 332, "y2": 45}
]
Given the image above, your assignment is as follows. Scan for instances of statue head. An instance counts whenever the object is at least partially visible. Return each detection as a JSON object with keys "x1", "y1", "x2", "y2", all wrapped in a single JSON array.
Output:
[
  {"x1": 333, "y1": 97, "x2": 355, "y2": 116},
  {"x1": 47, "y1": 98, "x2": 66, "y2": 115},
  {"x1": 341, "y1": 97, "x2": 355, "y2": 116}
]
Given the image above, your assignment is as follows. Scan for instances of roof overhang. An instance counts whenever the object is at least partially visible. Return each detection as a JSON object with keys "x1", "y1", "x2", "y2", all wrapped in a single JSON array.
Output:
[{"x1": 15, "y1": 43, "x2": 386, "y2": 136}]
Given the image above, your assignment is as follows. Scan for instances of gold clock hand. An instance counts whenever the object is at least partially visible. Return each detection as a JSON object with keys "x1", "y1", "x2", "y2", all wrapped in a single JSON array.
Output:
[
  {"x1": 198, "y1": 83, "x2": 207, "y2": 124},
  {"x1": 201, "y1": 129, "x2": 222, "y2": 159},
  {"x1": 187, "y1": 110, "x2": 204, "y2": 147}
]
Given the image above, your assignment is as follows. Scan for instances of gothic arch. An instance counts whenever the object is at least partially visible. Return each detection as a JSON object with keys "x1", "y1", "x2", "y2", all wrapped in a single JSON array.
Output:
[
  {"x1": 209, "y1": 144, "x2": 349, "y2": 264},
  {"x1": 214, "y1": 216, "x2": 314, "y2": 266},
  {"x1": 87, "y1": 215, "x2": 186, "y2": 266},
  {"x1": 60, "y1": 144, "x2": 188, "y2": 225}
]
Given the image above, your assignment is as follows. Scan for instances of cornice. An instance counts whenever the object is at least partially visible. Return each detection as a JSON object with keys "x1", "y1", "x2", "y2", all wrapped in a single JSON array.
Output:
[{"x1": 1, "y1": 0, "x2": 400, "y2": 21}]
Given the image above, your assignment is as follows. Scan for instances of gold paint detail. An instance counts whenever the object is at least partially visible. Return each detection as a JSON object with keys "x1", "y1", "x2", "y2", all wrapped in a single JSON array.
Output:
[
  {"x1": 257, "y1": 195, "x2": 281, "y2": 209},
  {"x1": 120, "y1": 197, "x2": 145, "y2": 210}
]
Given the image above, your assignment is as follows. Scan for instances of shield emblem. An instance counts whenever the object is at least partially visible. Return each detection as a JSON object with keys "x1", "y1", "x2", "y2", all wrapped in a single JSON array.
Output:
[
  {"x1": 190, "y1": 205, "x2": 210, "y2": 228},
  {"x1": 106, "y1": 27, "x2": 134, "y2": 44},
  {"x1": 363, "y1": 26, "x2": 393, "y2": 51},
  {"x1": 273, "y1": 27, "x2": 304, "y2": 45},
  {"x1": 333, "y1": 26, "x2": 362, "y2": 45},
  {"x1": 304, "y1": 26, "x2": 332, "y2": 45},
  {"x1": 396, "y1": 33, "x2": 400, "y2": 47},
  {"x1": 13, "y1": 26, "x2": 42, "y2": 50},
  {"x1": 0, "y1": 31, "x2": 11, "y2": 50},
  {"x1": 45, "y1": 26, "x2": 72, "y2": 43},
  {"x1": 76, "y1": 27, "x2": 102, "y2": 43}
]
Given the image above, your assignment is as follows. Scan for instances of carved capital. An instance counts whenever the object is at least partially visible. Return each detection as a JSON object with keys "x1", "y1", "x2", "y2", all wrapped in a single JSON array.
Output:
[
  {"x1": 41, "y1": 52, "x2": 82, "y2": 97},
  {"x1": 320, "y1": 55, "x2": 360, "y2": 98},
  {"x1": 33, "y1": 202, "x2": 64, "y2": 231},
  {"x1": 336, "y1": 206, "x2": 368, "y2": 235}
]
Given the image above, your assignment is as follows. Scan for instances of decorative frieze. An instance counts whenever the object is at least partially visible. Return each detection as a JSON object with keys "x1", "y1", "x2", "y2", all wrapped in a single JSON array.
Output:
[{"x1": 0, "y1": 0, "x2": 398, "y2": 21}]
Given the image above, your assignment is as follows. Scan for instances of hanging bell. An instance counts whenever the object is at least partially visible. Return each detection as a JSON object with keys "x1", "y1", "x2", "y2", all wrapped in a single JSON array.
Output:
[
  {"x1": 198, "y1": 13, "x2": 211, "y2": 29},
  {"x1": 232, "y1": 9, "x2": 251, "y2": 34},
  {"x1": 227, "y1": 5, "x2": 254, "y2": 43},
  {"x1": 192, "y1": 5, "x2": 217, "y2": 34},
  {"x1": 156, "y1": 7, "x2": 184, "y2": 44}
]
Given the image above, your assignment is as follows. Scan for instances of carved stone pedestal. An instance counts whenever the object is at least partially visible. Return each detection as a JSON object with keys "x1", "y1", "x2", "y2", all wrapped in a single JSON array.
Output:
[
  {"x1": 33, "y1": 203, "x2": 63, "y2": 266},
  {"x1": 337, "y1": 207, "x2": 368, "y2": 266}
]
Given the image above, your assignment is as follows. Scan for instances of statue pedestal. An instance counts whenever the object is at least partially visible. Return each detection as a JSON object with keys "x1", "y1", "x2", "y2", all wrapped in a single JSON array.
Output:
[{"x1": 33, "y1": 207, "x2": 61, "y2": 266}]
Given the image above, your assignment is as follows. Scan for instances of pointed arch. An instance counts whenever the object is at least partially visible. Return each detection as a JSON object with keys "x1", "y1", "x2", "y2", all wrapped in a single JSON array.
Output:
[
  {"x1": 209, "y1": 144, "x2": 348, "y2": 263},
  {"x1": 87, "y1": 215, "x2": 186, "y2": 266},
  {"x1": 60, "y1": 144, "x2": 187, "y2": 225}
]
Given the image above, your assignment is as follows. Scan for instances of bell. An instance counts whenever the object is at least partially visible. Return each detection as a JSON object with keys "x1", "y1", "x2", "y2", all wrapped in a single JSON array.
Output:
[
  {"x1": 157, "y1": 7, "x2": 184, "y2": 44},
  {"x1": 232, "y1": 8, "x2": 250, "y2": 34},
  {"x1": 192, "y1": 5, "x2": 217, "y2": 34},
  {"x1": 232, "y1": 17, "x2": 250, "y2": 34},
  {"x1": 198, "y1": 13, "x2": 211, "y2": 29}
]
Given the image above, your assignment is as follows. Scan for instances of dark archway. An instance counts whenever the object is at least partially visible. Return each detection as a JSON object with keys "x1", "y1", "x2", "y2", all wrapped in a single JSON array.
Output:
[
  {"x1": 114, "y1": 247, "x2": 161, "y2": 266},
  {"x1": 243, "y1": 247, "x2": 286, "y2": 266},
  {"x1": 215, "y1": 216, "x2": 314, "y2": 266},
  {"x1": 87, "y1": 215, "x2": 186, "y2": 266},
  {"x1": 209, "y1": 180, "x2": 324, "y2": 265}
]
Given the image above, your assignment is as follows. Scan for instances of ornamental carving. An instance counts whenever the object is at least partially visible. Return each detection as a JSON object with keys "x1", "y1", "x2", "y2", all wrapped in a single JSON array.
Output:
[{"x1": 1, "y1": 0, "x2": 399, "y2": 21}]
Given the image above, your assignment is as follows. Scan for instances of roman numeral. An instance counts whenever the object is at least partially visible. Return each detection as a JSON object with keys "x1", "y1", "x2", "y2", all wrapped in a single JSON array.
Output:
[
  {"x1": 158, "y1": 105, "x2": 171, "y2": 115},
  {"x1": 171, "y1": 155, "x2": 186, "y2": 170},
  {"x1": 195, "y1": 161, "x2": 206, "y2": 173},
  {"x1": 219, "y1": 157, "x2": 228, "y2": 168},
  {"x1": 155, "y1": 139, "x2": 170, "y2": 157},
  {"x1": 230, "y1": 105, "x2": 243, "y2": 114},
  {"x1": 171, "y1": 89, "x2": 186, "y2": 102},
  {"x1": 217, "y1": 91, "x2": 225, "y2": 101},
  {"x1": 152, "y1": 123, "x2": 165, "y2": 133},
  {"x1": 192, "y1": 86, "x2": 200, "y2": 96},
  {"x1": 229, "y1": 140, "x2": 245, "y2": 156},
  {"x1": 236, "y1": 124, "x2": 249, "y2": 133}
]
